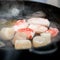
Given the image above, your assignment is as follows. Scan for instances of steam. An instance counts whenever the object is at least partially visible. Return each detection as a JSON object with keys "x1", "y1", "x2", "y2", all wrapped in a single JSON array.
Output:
[
  {"x1": 50, "y1": 21, "x2": 60, "y2": 43},
  {"x1": 0, "y1": 0, "x2": 24, "y2": 19},
  {"x1": 0, "y1": 8, "x2": 20, "y2": 18},
  {"x1": 10, "y1": 8, "x2": 20, "y2": 16}
]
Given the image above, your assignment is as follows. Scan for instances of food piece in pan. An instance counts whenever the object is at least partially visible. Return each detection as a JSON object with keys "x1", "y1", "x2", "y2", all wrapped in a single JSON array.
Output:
[
  {"x1": 29, "y1": 24, "x2": 48, "y2": 33},
  {"x1": 27, "y1": 18, "x2": 50, "y2": 27},
  {"x1": 46, "y1": 27, "x2": 59, "y2": 37},
  {"x1": 13, "y1": 20, "x2": 28, "y2": 31},
  {"x1": 17, "y1": 28, "x2": 35, "y2": 39},
  {"x1": 12, "y1": 32, "x2": 27, "y2": 44},
  {"x1": 40, "y1": 32, "x2": 51, "y2": 41},
  {"x1": 0, "y1": 27, "x2": 15, "y2": 40},
  {"x1": 33, "y1": 36, "x2": 51, "y2": 48},
  {"x1": 13, "y1": 28, "x2": 35, "y2": 44},
  {"x1": 15, "y1": 40, "x2": 32, "y2": 49}
]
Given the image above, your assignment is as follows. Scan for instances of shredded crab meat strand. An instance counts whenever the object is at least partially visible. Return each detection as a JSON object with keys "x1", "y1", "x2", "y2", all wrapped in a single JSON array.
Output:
[
  {"x1": 13, "y1": 20, "x2": 28, "y2": 31},
  {"x1": 46, "y1": 27, "x2": 59, "y2": 37},
  {"x1": 18, "y1": 28, "x2": 35, "y2": 39}
]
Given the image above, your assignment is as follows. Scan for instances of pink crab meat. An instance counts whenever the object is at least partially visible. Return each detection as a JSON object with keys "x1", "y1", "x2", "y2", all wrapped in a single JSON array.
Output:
[
  {"x1": 46, "y1": 27, "x2": 59, "y2": 37},
  {"x1": 17, "y1": 28, "x2": 35, "y2": 39},
  {"x1": 29, "y1": 24, "x2": 48, "y2": 33},
  {"x1": 13, "y1": 20, "x2": 28, "y2": 31}
]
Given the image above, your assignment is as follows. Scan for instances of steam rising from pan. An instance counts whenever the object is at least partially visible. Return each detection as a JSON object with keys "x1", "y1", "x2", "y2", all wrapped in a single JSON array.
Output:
[
  {"x1": 50, "y1": 21, "x2": 60, "y2": 43},
  {"x1": 10, "y1": 8, "x2": 20, "y2": 16},
  {"x1": 0, "y1": 1, "x2": 24, "y2": 19}
]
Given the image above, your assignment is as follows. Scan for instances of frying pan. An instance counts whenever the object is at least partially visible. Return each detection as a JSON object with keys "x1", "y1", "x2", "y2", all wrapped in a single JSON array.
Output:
[{"x1": 0, "y1": 0, "x2": 60, "y2": 60}]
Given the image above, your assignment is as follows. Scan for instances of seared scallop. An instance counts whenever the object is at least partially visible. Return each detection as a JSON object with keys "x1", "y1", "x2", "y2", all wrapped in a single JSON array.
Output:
[
  {"x1": 27, "y1": 18, "x2": 50, "y2": 27},
  {"x1": 33, "y1": 36, "x2": 51, "y2": 48},
  {"x1": 15, "y1": 40, "x2": 32, "y2": 49},
  {"x1": 0, "y1": 27, "x2": 15, "y2": 40}
]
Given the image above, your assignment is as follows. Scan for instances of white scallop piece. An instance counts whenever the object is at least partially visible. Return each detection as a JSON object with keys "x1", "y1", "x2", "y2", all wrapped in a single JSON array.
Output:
[
  {"x1": 33, "y1": 36, "x2": 51, "y2": 48},
  {"x1": 0, "y1": 27, "x2": 15, "y2": 40},
  {"x1": 15, "y1": 40, "x2": 32, "y2": 49},
  {"x1": 29, "y1": 24, "x2": 48, "y2": 33},
  {"x1": 27, "y1": 18, "x2": 50, "y2": 27},
  {"x1": 41, "y1": 32, "x2": 51, "y2": 39}
]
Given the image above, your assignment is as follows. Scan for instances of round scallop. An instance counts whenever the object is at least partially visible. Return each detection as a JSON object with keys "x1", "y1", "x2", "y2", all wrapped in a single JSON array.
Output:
[
  {"x1": 33, "y1": 36, "x2": 51, "y2": 48},
  {"x1": 41, "y1": 32, "x2": 51, "y2": 40},
  {"x1": 0, "y1": 27, "x2": 15, "y2": 40},
  {"x1": 15, "y1": 40, "x2": 32, "y2": 49},
  {"x1": 29, "y1": 24, "x2": 48, "y2": 33},
  {"x1": 27, "y1": 18, "x2": 50, "y2": 27}
]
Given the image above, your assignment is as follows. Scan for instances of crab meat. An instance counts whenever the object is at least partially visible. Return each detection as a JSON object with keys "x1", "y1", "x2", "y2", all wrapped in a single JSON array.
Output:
[
  {"x1": 27, "y1": 18, "x2": 50, "y2": 27},
  {"x1": 0, "y1": 27, "x2": 15, "y2": 40},
  {"x1": 29, "y1": 24, "x2": 48, "y2": 33},
  {"x1": 46, "y1": 27, "x2": 59, "y2": 37},
  {"x1": 13, "y1": 20, "x2": 28, "y2": 31},
  {"x1": 12, "y1": 32, "x2": 27, "y2": 44},
  {"x1": 17, "y1": 28, "x2": 35, "y2": 39}
]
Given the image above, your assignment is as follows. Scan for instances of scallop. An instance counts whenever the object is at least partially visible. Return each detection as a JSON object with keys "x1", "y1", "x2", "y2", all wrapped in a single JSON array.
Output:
[
  {"x1": 33, "y1": 36, "x2": 51, "y2": 48},
  {"x1": 29, "y1": 24, "x2": 48, "y2": 33},
  {"x1": 0, "y1": 27, "x2": 15, "y2": 40},
  {"x1": 27, "y1": 18, "x2": 50, "y2": 27},
  {"x1": 12, "y1": 32, "x2": 27, "y2": 44},
  {"x1": 15, "y1": 40, "x2": 32, "y2": 49}
]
